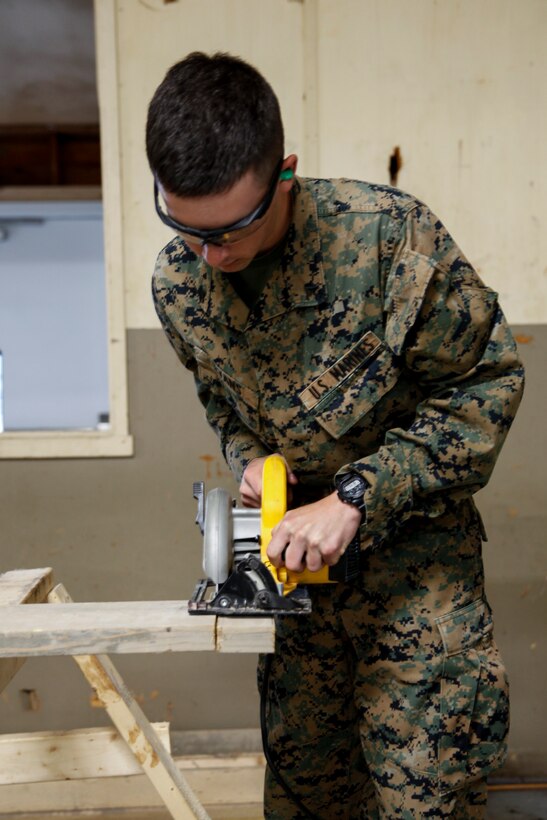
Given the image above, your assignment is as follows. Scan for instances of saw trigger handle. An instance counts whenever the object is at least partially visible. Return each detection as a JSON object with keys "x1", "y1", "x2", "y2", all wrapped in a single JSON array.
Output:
[{"x1": 260, "y1": 454, "x2": 288, "y2": 580}]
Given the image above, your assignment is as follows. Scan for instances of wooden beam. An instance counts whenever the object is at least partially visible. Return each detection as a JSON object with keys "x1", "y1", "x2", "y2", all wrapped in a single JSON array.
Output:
[
  {"x1": 0, "y1": 752, "x2": 265, "y2": 815},
  {"x1": 0, "y1": 185, "x2": 101, "y2": 201},
  {"x1": 0, "y1": 568, "x2": 54, "y2": 606},
  {"x1": 0, "y1": 601, "x2": 275, "y2": 656},
  {"x1": 0, "y1": 723, "x2": 171, "y2": 786},
  {"x1": 0, "y1": 568, "x2": 54, "y2": 694},
  {"x1": 0, "y1": 600, "x2": 216, "y2": 656}
]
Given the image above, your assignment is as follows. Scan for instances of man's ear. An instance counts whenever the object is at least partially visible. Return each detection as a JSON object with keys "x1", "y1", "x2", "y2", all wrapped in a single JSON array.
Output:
[{"x1": 280, "y1": 154, "x2": 298, "y2": 188}]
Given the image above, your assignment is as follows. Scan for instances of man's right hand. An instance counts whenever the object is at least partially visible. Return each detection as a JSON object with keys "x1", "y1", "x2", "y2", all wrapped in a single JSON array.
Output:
[{"x1": 239, "y1": 454, "x2": 298, "y2": 508}]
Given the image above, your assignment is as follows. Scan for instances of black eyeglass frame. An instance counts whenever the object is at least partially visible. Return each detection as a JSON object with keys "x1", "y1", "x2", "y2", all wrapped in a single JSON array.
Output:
[{"x1": 154, "y1": 159, "x2": 283, "y2": 246}]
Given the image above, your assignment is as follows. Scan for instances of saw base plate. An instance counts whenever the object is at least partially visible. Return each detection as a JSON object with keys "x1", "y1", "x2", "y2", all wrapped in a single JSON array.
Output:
[{"x1": 188, "y1": 554, "x2": 312, "y2": 617}]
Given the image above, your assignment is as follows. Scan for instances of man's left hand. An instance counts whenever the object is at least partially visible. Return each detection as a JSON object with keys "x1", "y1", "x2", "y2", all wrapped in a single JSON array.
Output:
[{"x1": 266, "y1": 492, "x2": 362, "y2": 572}]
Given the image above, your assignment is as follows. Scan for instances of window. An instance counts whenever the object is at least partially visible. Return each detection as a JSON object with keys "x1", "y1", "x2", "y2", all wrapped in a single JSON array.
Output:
[{"x1": 0, "y1": 0, "x2": 132, "y2": 458}]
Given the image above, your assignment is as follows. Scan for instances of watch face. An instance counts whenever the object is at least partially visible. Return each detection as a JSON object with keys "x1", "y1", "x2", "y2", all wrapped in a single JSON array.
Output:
[
  {"x1": 339, "y1": 474, "x2": 367, "y2": 504},
  {"x1": 342, "y1": 476, "x2": 364, "y2": 496},
  {"x1": 337, "y1": 473, "x2": 367, "y2": 515}
]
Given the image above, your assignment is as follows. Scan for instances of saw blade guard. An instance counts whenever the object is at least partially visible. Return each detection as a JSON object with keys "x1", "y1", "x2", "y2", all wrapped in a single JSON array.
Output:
[{"x1": 203, "y1": 487, "x2": 233, "y2": 584}]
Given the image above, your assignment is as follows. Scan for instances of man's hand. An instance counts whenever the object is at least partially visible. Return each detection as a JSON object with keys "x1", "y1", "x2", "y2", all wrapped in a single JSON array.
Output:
[
  {"x1": 239, "y1": 454, "x2": 298, "y2": 508},
  {"x1": 267, "y1": 492, "x2": 362, "y2": 572}
]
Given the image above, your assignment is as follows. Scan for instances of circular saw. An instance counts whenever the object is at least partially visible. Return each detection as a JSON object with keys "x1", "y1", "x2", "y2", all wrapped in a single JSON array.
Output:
[{"x1": 188, "y1": 455, "x2": 360, "y2": 616}]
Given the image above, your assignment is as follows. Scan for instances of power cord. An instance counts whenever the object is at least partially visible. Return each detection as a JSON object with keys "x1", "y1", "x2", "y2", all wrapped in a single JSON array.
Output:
[{"x1": 260, "y1": 652, "x2": 318, "y2": 820}]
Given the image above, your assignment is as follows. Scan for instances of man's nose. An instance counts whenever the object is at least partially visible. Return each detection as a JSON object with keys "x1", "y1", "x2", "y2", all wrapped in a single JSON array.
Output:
[{"x1": 202, "y1": 242, "x2": 229, "y2": 265}]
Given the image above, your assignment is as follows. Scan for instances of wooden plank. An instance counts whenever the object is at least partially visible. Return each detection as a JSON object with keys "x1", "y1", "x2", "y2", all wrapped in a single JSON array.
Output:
[
  {"x1": 0, "y1": 430, "x2": 134, "y2": 459},
  {"x1": 0, "y1": 807, "x2": 263, "y2": 820},
  {"x1": 0, "y1": 753, "x2": 265, "y2": 814},
  {"x1": 48, "y1": 584, "x2": 211, "y2": 820},
  {"x1": 0, "y1": 723, "x2": 171, "y2": 786},
  {"x1": 0, "y1": 568, "x2": 54, "y2": 694},
  {"x1": 0, "y1": 185, "x2": 101, "y2": 201},
  {"x1": 0, "y1": 603, "x2": 275, "y2": 656},
  {"x1": 216, "y1": 617, "x2": 275, "y2": 654},
  {"x1": 0, "y1": 568, "x2": 53, "y2": 606},
  {"x1": 0, "y1": 600, "x2": 217, "y2": 656},
  {"x1": 93, "y1": 0, "x2": 133, "y2": 455}
]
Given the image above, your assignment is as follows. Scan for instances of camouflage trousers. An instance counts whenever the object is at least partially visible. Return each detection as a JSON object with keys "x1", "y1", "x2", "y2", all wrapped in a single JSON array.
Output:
[{"x1": 260, "y1": 502, "x2": 509, "y2": 819}]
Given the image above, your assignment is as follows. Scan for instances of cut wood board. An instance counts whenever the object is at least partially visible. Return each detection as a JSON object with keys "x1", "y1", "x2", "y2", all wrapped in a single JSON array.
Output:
[
  {"x1": 215, "y1": 617, "x2": 276, "y2": 653},
  {"x1": 0, "y1": 601, "x2": 275, "y2": 655}
]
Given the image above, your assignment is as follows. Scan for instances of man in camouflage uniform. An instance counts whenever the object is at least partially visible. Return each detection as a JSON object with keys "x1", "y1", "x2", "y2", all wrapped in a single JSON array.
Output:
[{"x1": 146, "y1": 53, "x2": 524, "y2": 818}]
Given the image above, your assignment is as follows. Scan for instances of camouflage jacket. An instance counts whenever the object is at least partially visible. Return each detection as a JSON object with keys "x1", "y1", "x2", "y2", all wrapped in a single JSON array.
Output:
[{"x1": 152, "y1": 177, "x2": 524, "y2": 545}]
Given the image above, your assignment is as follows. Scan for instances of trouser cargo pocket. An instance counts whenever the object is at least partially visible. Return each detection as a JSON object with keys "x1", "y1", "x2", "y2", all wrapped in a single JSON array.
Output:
[{"x1": 434, "y1": 597, "x2": 509, "y2": 793}]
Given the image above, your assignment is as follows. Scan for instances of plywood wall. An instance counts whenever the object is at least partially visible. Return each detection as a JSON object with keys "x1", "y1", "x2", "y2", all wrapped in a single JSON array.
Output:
[{"x1": 97, "y1": 0, "x2": 547, "y2": 328}]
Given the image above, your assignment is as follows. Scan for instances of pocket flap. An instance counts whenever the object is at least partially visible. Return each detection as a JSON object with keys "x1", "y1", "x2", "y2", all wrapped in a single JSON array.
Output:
[
  {"x1": 384, "y1": 249, "x2": 437, "y2": 355},
  {"x1": 300, "y1": 339, "x2": 400, "y2": 440},
  {"x1": 193, "y1": 346, "x2": 259, "y2": 412},
  {"x1": 435, "y1": 598, "x2": 493, "y2": 657}
]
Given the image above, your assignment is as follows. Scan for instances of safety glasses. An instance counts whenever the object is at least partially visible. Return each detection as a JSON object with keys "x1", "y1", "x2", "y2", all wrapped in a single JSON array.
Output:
[{"x1": 154, "y1": 159, "x2": 284, "y2": 247}]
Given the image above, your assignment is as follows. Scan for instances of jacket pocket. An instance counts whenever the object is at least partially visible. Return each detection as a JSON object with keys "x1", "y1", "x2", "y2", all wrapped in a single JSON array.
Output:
[
  {"x1": 193, "y1": 346, "x2": 260, "y2": 431},
  {"x1": 434, "y1": 598, "x2": 509, "y2": 794},
  {"x1": 299, "y1": 332, "x2": 400, "y2": 439},
  {"x1": 384, "y1": 248, "x2": 437, "y2": 356}
]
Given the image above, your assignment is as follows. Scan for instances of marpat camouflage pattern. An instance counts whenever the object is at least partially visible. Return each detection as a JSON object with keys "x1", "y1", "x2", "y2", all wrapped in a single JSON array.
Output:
[{"x1": 153, "y1": 177, "x2": 524, "y2": 818}]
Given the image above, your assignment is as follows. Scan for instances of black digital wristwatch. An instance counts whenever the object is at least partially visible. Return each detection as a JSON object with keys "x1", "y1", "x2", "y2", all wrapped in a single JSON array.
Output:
[{"x1": 336, "y1": 472, "x2": 368, "y2": 515}]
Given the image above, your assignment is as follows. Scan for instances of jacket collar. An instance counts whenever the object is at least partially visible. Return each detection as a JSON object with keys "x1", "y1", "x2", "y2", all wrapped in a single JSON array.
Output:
[{"x1": 202, "y1": 178, "x2": 328, "y2": 332}]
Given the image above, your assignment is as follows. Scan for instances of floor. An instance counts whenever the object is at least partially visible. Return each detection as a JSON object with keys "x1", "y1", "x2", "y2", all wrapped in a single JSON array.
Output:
[
  {"x1": 487, "y1": 787, "x2": 547, "y2": 819},
  {"x1": 0, "y1": 812, "x2": 261, "y2": 820},
  {"x1": 3, "y1": 789, "x2": 547, "y2": 820}
]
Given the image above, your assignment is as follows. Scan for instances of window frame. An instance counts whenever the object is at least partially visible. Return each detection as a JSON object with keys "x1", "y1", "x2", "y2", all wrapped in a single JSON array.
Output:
[{"x1": 0, "y1": 0, "x2": 133, "y2": 459}]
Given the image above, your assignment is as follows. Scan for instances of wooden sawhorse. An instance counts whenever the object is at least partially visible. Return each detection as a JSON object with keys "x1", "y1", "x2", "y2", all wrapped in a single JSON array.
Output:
[{"x1": 0, "y1": 568, "x2": 274, "y2": 819}]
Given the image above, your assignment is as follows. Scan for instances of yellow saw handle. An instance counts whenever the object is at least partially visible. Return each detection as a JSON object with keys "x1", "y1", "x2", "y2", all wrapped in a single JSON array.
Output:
[
  {"x1": 260, "y1": 454, "x2": 287, "y2": 583},
  {"x1": 260, "y1": 454, "x2": 332, "y2": 594}
]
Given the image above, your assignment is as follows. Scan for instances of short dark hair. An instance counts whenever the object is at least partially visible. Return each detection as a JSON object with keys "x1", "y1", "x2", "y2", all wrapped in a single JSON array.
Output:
[{"x1": 146, "y1": 52, "x2": 284, "y2": 196}]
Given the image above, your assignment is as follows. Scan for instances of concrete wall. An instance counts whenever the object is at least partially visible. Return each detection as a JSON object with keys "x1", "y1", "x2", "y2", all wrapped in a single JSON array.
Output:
[{"x1": 0, "y1": 0, "x2": 545, "y2": 776}]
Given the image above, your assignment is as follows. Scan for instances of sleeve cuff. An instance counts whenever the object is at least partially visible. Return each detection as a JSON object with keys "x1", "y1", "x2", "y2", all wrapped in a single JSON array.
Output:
[{"x1": 335, "y1": 446, "x2": 414, "y2": 544}]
